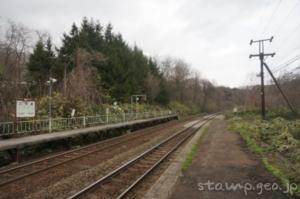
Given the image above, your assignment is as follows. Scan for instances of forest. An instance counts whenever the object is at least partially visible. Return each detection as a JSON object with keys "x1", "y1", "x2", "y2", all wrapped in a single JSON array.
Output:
[
  {"x1": 0, "y1": 17, "x2": 232, "y2": 121},
  {"x1": 0, "y1": 17, "x2": 299, "y2": 121}
]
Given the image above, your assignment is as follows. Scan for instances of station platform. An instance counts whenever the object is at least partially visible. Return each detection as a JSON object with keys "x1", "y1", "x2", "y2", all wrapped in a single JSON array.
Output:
[{"x1": 0, "y1": 114, "x2": 178, "y2": 152}]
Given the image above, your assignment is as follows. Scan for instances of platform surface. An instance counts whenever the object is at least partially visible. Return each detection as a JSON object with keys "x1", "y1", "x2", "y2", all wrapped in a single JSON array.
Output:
[{"x1": 0, "y1": 114, "x2": 177, "y2": 151}]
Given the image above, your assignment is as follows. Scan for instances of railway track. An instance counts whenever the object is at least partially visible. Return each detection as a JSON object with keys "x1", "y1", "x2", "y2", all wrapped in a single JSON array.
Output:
[
  {"x1": 68, "y1": 114, "x2": 217, "y2": 199},
  {"x1": 0, "y1": 119, "x2": 180, "y2": 187}
]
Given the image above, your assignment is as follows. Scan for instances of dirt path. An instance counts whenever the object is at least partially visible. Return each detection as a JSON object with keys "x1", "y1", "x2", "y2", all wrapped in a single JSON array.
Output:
[{"x1": 169, "y1": 119, "x2": 293, "y2": 199}]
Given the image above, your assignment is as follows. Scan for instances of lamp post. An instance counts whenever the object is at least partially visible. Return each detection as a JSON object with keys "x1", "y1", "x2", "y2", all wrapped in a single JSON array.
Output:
[
  {"x1": 130, "y1": 94, "x2": 147, "y2": 119},
  {"x1": 46, "y1": 77, "x2": 57, "y2": 133}
]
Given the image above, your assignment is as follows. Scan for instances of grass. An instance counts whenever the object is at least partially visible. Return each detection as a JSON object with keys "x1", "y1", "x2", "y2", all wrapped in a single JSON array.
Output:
[
  {"x1": 262, "y1": 157, "x2": 290, "y2": 185},
  {"x1": 181, "y1": 126, "x2": 209, "y2": 172},
  {"x1": 262, "y1": 157, "x2": 300, "y2": 196},
  {"x1": 228, "y1": 115, "x2": 300, "y2": 197},
  {"x1": 239, "y1": 130, "x2": 265, "y2": 155}
]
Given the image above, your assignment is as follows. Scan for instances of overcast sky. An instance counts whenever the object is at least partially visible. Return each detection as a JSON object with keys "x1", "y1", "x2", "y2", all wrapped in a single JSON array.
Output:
[{"x1": 1, "y1": 0, "x2": 300, "y2": 88}]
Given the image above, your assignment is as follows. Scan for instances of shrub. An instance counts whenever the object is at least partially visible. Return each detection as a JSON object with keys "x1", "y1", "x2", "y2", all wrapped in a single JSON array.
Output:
[{"x1": 168, "y1": 101, "x2": 191, "y2": 116}]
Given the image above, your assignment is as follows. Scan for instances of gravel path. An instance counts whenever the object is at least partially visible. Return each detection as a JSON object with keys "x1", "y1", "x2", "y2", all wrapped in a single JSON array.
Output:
[{"x1": 169, "y1": 118, "x2": 293, "y2": 199}]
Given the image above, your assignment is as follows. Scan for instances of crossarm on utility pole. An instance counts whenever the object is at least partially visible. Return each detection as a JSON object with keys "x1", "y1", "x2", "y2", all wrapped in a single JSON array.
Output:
[{"x1": 263, "y1": 62, "x2": 297, "y2": 114}]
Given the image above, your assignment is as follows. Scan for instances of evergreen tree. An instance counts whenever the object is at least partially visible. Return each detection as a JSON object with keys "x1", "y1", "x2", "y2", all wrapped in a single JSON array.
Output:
[
  {"x1": 156, "y1": 80, "x2": 170, "y2": 105},
  {"x1": 27, "y1": 38, "x2": 57, "y2": 96},
  {"x1": 27, "y1": 38, "x2": 56, "y2": 82},
  {"x1": 56, "y1": 17, "x2": 164, "y2": 103}
]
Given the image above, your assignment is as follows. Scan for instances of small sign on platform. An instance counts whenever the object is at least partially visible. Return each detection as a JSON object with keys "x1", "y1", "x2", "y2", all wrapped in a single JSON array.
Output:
[
  {"x1": 71, "y1": 109, "x2": 76, "y2": 117},
  {"x1": 16, "y1": 100, "x2": 36, "y2": 118}
]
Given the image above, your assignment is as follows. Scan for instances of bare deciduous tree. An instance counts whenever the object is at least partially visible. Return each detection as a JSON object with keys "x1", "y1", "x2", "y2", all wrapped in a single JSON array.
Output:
[
  {"x1": 66, "y1": 48, "x2": 105, "y2": 105},
  {"x1": 0, "y1": 20, "x2": 33, "y2": 120},
  {"x1": 145, "y1": 73, "x2": 160, "y2": 102}
]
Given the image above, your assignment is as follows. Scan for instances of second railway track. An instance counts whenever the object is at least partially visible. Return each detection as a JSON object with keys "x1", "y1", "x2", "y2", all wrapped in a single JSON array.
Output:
[
  {"x1": 0, "y1": 120, "x2": 180, "y2": 187},
  {"x1": 68, "y1": 114, "x2": 217, "y2": 199},
  {"x1": 0, "y1": 117, "x2": 200, "y2": 199}
]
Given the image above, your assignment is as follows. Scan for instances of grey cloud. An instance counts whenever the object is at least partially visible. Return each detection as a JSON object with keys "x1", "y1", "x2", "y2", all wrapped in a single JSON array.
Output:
[{"x1": 1, "y1": 0, "x2": 300, "y2": 87}]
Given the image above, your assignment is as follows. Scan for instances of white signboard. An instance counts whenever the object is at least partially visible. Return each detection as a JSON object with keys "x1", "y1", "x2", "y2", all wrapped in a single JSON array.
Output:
[{"x1": 16, "y1": 100, "x2": 36, "y2": 118}]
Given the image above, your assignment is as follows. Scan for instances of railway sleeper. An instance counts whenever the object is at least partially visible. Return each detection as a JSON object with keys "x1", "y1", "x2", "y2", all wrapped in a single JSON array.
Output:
[
  {"x1": 134, "y1": 163, "x2": 151, "y2": 169},
  {"x1": 126, "y1": 166, "x2": 150, "y2": 174},
  {"x1": 100, "y1": 184, "x2": 126, "y2": 195},
  {"x1": 117, "y1": 172, "x2": 135, "y2": 180},
  {"x1": 151, "y1": 151, "x2": 167, "y2": 156},
  {"x1": 142, "y1": 158, "x2": 160, "y2": 163},
  {"x1": 110, "y1": 177, "x2": 125, "y2": 184}
]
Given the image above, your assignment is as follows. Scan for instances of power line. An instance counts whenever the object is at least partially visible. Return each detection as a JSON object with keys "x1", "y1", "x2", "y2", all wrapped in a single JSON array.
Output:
[
  {"x1": 261, "y1": 0, "x2": 283, "y2": 36},
  {"x1": 264, "y1": 0, "x2": 299, "y2": 59},
  {"x1": 265, "y1": 0, "x2": 300, "y2": 72},
  {"x1": 256, "y1": 0, "x2": 272, "y2": 36},
  {"x1": 265, "y1": 53, "x2": 300, "y2": 83},
  {"x1": 272, "y1": 54, "x2": 300, "y2": 73},
  {"x1": 275, "y1": 22, "x2": 300, "y2": 54},
  {"x1": 273, "y1": 0, "x2": 300, "y2": 36}
]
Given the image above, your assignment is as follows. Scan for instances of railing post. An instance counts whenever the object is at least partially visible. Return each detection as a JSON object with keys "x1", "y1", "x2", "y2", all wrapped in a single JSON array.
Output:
[
  {"x1": 49, "y1": 118, "x2": 52, "y2": 133},
  {"x1": 83, "y1": 116, "x2": 86, "y2": 128},
  {"x1": 123, "y1": 112, "x2": 126, "y2": 122},
  {"x1": 13, "y1": 120, "x2": 16, "y2": 134},
  {"x1": 106, "y1": 108, "x2": 109, "y2": 124}
]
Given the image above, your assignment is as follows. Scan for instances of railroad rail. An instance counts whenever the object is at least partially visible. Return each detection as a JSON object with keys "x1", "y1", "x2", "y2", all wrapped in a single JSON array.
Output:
[
  {"x1": 68, "y1": 114, "x2": 217, "y2": 199},
  {"x1": 0, "y1": 119, "x2": 180, "y2": 187}
]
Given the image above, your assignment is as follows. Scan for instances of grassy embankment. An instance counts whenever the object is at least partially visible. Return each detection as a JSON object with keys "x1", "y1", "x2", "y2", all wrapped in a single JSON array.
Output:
[{"x1": 227, "y1": 110, "x2": 300, "y2": 197}]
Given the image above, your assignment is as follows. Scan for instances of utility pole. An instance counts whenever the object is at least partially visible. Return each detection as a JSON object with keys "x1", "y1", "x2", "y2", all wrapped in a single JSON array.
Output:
[
  {"x1": 249, "y1": 36, "x2": 275, "y2": 119},
  {"x1": 49, "y1": 78, "x2": 52, "y2": 133}
]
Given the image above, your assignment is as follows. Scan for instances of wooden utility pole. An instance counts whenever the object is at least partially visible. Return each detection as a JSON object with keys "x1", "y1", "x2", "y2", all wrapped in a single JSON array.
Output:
[{"x1": 249, "y1": 37, "x2": 275, "y2": 119}]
